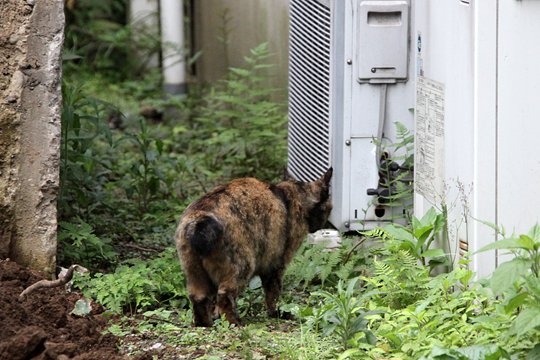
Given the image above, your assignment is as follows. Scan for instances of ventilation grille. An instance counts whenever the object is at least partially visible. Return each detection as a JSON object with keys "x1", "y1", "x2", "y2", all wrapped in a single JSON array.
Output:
[{"x1": 287, "y1": 0, "x2": 332, "y2": 181}]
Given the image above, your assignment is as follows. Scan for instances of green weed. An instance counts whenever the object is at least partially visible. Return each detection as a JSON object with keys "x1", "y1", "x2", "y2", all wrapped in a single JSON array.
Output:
[
  {"x1": 285, "y1": 238, "x2": 372, "y2": 291},
  {"x1": 378, "y1": 207, "x2": 450, "y2": 270},
  {"x1": 188, "y1": 42, "x2": 288, "y2": 182},
  {"x1": 58, "y1": 219, "x2": 117, "y2": 268},
  {"x1": 74, "y1": 248, "x2": 187, "y2": 314},
  {"x1": 297, "y1": 217, "x2": 540, "y2": 359},
  {"x1": 366, "y1": 121, "x2": 414, "y2": 223},
  {"x1": 59, "y1": 81, "x2": 115, "y2": 223},
  {"x1": 308, "y1": 278, "x2": 378, "y2": 349},
  {"x1": 477, "y1": 223, "x2": 540, "y2": 338},
  {"x1": 361, "y1": 249, "x2": 430, "y2": 310},
  {"x1": 64, "y1": 0, "x2": 161, "y2": 81}
]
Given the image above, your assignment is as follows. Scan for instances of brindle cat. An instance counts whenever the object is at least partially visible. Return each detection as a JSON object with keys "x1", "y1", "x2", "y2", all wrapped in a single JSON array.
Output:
[{"x1": 176, "y1": 168, "x2": 332, "y2": 326}]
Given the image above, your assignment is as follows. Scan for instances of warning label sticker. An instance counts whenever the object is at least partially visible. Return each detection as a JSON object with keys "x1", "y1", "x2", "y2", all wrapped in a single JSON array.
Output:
[{"x1": 415, "y1": 76, "x2": 445, "y2": 202}]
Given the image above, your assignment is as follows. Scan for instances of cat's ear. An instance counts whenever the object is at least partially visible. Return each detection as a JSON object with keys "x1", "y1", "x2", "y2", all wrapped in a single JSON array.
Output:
[
  {"x1": 307, "y1": 167, "x2": 332, "y2": 205},
  {"x1": 320, "y1": 167, "x2": 333, "y2": 187}
]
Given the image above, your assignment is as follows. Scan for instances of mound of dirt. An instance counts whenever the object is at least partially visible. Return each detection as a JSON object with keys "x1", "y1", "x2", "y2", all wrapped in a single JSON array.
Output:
[{"x1": 0, "y1": 259, "x2": 125, "y2": 360}]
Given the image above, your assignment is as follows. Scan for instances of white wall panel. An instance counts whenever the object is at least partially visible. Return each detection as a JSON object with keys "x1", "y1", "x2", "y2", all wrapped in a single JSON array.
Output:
[
  {"x1": 414, "y1": 0, "x2": 475, "y2": 260},
  {"x1": 497, "y1": 1, "x2": 540, "y2": 236}
]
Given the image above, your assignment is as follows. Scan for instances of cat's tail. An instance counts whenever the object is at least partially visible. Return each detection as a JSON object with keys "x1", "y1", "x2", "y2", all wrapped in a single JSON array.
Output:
[{"x1": 184, "y1": 215, "x2": 223, "y2": 257}]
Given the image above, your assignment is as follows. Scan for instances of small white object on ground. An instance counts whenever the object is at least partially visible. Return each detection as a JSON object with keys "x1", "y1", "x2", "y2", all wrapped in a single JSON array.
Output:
[{"x1": 307, "y1": 229, "x2": 342, "y2": 249}]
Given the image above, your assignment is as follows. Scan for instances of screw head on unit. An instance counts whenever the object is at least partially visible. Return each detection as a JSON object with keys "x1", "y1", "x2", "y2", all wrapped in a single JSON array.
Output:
[
  {"x1": 345, "y1": 139, "x2": 351, "y2": 146},
  {"x1": 346, "y1": 59, "x2": 352, "y2": 65},
  {"x1": 344, "y1": 221, "x2": 350, "y2": 228}
]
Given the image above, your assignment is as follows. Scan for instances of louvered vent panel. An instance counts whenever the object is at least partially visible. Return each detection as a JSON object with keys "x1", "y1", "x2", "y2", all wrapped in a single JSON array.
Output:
[{"x1": 288, "y1": 0, "x2": 332, "y2": 182}]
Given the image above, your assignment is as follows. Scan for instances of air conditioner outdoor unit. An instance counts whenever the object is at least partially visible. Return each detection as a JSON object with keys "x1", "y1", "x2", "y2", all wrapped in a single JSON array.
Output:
[
  {"x1": 287, "y1": 0, "x2": 415, "y2": 232},
  {"x1": 288, "y1": 0, "x2": 540, "y2": 277}
]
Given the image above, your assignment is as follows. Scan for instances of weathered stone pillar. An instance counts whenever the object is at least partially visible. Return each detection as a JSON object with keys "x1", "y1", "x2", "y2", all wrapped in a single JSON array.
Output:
[{"x1": 0, "y1": 0, "x2": 64, "y2": 276}]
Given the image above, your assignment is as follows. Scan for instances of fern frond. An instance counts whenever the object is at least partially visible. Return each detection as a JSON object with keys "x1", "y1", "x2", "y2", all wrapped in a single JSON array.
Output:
[
  {"x1": 373, "y1": 259, "x2": 393, "y2": 278},
  {"x1": 359, "y1": 227, "x2": 394, "y2": 241},
  {"x1": 319, "y1": 250, "x2": 342, "y2": 285},
  {"x1": 396, "y1": 249, "x2": 419, "y2": 268},
  {"x1": 335, "y1": 260, "x2": 355, "y2": 282}
]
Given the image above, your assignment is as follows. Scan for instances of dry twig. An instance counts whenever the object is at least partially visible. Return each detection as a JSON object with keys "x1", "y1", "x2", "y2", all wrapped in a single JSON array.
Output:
[{"x1": 19, "y1": 264, "x2": 86, "y2": 301}]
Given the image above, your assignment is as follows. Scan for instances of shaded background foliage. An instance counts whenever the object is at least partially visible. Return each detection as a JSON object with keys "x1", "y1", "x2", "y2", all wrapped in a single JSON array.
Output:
[
  {"x1": 59, "y1": 0, "x2": 288, "y2": 269},
  {"x1": 64, "y1": 0, "x2": 159, "y2": 81}
]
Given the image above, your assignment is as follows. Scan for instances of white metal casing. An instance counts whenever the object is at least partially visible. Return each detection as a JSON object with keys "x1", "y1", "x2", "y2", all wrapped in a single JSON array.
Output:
[
  {"x1": 288, "y1": 0, "x2": 415, "y2": 232},
  {"x1": 413, "y1": 0, "x2": 540, "y2": 277},
  {"x1": 357, "y1": 1, "x2": 410, "y2": 83},
  {"x1": 289, "y1": 0, "x2": 540, "y2": 277}
]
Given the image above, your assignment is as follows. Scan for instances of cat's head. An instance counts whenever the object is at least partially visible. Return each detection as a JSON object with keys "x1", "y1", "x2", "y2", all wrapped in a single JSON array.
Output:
[{"x1": 302, "y1": 167, "x2": 333, "y2": 233}]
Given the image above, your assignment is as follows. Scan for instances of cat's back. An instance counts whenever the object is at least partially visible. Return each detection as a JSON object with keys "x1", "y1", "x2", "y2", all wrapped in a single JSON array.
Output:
[
  {"x1": 177, "y1": 177, "x2": 288, "y2": 261},
  {"x1": 184, "y1": 177, "x2": 271, "y2": 213},
  {"x1": 180, "y1": 177, "x2": 288, "y2": 231}
]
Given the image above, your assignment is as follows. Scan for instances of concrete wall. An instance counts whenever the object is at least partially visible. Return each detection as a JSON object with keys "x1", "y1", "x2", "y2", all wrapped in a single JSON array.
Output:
[
  {"x1": 0, "y1": 0, "x2": 64, "y2": 276},
  {"x1": 192, "y1": 0, "x2": 289, "y2": 91}
]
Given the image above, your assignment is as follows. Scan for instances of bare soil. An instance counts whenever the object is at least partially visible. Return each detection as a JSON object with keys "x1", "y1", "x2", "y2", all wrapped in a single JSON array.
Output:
[{"x1": 0, "y1": 259, "x2": 126, "y2": 360}]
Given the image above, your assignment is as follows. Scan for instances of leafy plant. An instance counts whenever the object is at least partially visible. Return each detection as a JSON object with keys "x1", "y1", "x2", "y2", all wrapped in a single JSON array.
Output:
[
  {"x1": 420, "y1": 344, "x2": 510, "y2": 360},
  {"x1": 476, "y1": 223, "x2": 540, "y2": 337},
  {"x1": 189, "y1": 42, "x2": 288, "y2": 182},
  {"x1": 74, "y1": 248, "x2": 187, "y2": 314},
  {"x1": 361, "y1": 249, "x2": 430, "y2": 309},
  {"x1": 477, "y1": 223, "x2": 540, "y2": 289},
  {"x1": 380, "y1": 207, "x2": 450, "y2": 270},
  {"x1": 59, "y1": 82, "x2": 116, "y2": 223},
  {"x1": 64, "y1": 0, "x2": 161, "y2": 81},
  {"x1": 59, "y1": 83, "x2": 125, "y2": 268},
  {"x1": 361, "y1": 262, "x2": 525, "y2": 359},
  {"x1": 306, "y1": 278, "x2": 378, "y2": 349},
  {"x1": 285, "y1": 238, "x2": 372, "y2": 291},
  {"x1": 295, "y1": 225, "x2": 540, "y2": 360},
  {"x1": 366, "y1": 121, "x2": 414, "y2": 222},
  {"x1": 122, "y1": 118, "x2": 166, "y2": 214},
  {"x1": 58, "y1": 219, "x2": 117, "y2": 268}
]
